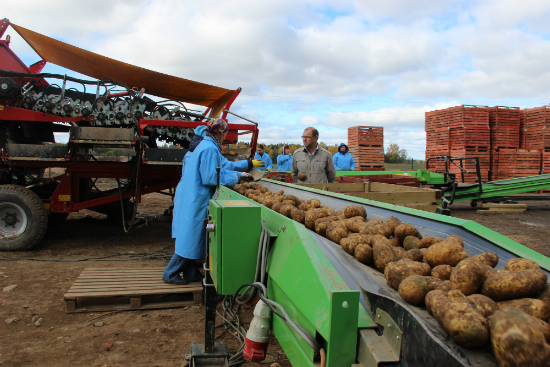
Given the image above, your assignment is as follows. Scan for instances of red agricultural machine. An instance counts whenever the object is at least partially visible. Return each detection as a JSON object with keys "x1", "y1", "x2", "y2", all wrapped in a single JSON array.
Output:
[{"x1": 0, "y1": 19, "x2": 259, "y2": 251}]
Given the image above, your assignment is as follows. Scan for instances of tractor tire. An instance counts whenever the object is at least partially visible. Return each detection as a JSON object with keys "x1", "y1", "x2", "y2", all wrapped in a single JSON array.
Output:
[{"x1": 0, "y1": 185, "x2": 48, "y2": 251}]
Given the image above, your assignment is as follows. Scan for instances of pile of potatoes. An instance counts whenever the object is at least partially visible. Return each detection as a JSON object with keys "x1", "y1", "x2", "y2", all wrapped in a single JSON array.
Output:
[{"x1": 233, "y1": 182, "x2": 550, "y2": 366}]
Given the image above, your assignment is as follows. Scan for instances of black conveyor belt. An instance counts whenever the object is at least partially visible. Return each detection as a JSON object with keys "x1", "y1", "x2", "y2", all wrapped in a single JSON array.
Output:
[{"x1": 259, "y1": 181, "x2": 539, "y2": 367}]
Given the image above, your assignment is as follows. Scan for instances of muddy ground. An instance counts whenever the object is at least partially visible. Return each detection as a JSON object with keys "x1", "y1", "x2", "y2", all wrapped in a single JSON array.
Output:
[{"x1": 1, "y1": 189, "x2": 549, "y2": 367}]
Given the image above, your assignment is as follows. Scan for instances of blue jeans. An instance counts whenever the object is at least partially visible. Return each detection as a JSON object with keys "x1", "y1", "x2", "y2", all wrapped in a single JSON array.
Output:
[{"x1": 162, "y1": 253, "x2": 202, "y2": 283}]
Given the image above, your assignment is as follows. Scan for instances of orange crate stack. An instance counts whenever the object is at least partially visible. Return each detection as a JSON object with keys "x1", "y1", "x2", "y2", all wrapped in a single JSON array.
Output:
[
  {"x1": 425, "y1": 148, "x2": 449, "y2": 174},
  {"x1": 515, "y1": 149, "x2": 542, "y2": 177},
  {"x1": 348, "y1": 126, "x2": 384, "y2": 171},
  {"x1": 488, "y1": 106, "x2": 520, "y2": 149},
  {"x1": 448, "y1": 105, "x2": 490, "y2": 150},
  {"x1": 490, "y1": 149, "x2": 518, "y2": 180},
  {"x1": 524, "y1": 107, "x2": 550, "y2": 150}
]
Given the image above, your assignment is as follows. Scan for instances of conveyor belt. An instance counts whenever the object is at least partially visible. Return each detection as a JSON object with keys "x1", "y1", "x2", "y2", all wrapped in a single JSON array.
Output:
[{"x1": 259, "y1": 181, "x2": 549, "y2": 367}]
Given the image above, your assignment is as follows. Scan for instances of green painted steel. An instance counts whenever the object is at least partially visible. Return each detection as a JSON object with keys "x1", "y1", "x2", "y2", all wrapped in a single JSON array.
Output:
[
  {"x1": 443, "y1": 174, "x2": 550, "y2": 203},
  {"x1": 218, "y1": 187, "x2": 369, "y2": 367},
  {"x1": 208, "y1": 200, "x2": 262, "y2": 295},
  {"x1": 262, "y1": 179, "x2": 550, "y2": 271}
]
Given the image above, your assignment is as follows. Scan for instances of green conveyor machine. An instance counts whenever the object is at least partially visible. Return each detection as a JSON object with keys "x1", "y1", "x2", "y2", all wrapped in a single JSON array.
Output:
[{"x1": 198, "y1": 179, "x2": 550, "y2": 367}]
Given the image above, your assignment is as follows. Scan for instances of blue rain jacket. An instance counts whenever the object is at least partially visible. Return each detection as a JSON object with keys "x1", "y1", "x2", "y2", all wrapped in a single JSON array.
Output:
[
  {"x1": 172, "y1": 136, "x2": 239, "y2": 259},
  {"x1": 254, "y1": 151, "x2": 273, "y2": 171},
  {"x1": 333, "y1": 143, "x2": 356, "y2": 171},
  {"x1": 193, "y1": 126, "x2": 250, "y2": 172},
  {"x1": 276, "y1": 154, "x2": 293, "y2": 171}
]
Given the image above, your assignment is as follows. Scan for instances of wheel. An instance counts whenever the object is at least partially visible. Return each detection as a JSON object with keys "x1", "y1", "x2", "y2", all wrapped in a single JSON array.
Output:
[
  {"x1": 0, "y1": 185, "x2": 48, "y2": 251},
  {"x1": 470, "y1": 200, "x2": 478, "y2": 207}
]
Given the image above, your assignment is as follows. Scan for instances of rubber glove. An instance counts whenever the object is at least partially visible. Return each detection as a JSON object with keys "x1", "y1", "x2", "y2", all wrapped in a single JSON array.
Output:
[
  {"x1": 337, "y1": 168, "x2": 341, "y2": 171},
  {"x1": 266, "y1": 168, "x2": 271, "y2": 172},
  {"x1": 252, "y1": 159, "x2": 265, "y2": 168},
  {"x1": 240, "y1": 172, "x2": 254, "y2": 182}
]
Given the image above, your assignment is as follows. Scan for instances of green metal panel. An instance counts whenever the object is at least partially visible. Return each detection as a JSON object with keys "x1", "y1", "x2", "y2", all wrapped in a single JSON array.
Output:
[
  {"x1": 219, "y1": 187, "x2": 371, "y2": 367},
  {"x1": 209, "y1": 199, "x2": 262, "y2": 295},
  {"x1": 336, "y1": 169, "x2": 447, "y2": 185}
]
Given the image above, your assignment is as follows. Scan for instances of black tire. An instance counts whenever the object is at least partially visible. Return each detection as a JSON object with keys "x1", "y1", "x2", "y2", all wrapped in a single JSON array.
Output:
[
  {"x1": 0, "y1": 185, "x2": 48, "y2": 251},
  {"x1": 470, "y1": 200, "x2": 478, "y2": 207}
]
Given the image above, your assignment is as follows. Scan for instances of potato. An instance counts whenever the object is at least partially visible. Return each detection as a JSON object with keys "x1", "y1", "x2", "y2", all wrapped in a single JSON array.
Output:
[
  {"x1": 365, "y1": 219, "x2": 384, "y2": 228},
  {"x1": 304, "y1": 210, "x2": 317, "y2": 230},
  {"x1": 480, "y1": 262, "x2": 496, "y2": 281},
  {"x1": 328, "y1": 220, "x2": 347, "y2": 232},
  {"x1": 309, "y1": 199, "x2": 321, "y2": 208},
  {"x1": 532, "y1": 316, "x2": 550, "y2": 343},
  {"x1": 344, "y1": 205, "x2": 367, "y2": 219},
  {"x1": 419, "y1": 248, "x2": 428, "y2": 261},
  {"x1": 283, "y1": 195, "x2": 302, "y2": 206},
  {"x1": 347, "y1": 235, "x2": 372, "y2": 255},
  {"x1": 398, "y1": 275, "x2": 429, "y2": 305},
  {"x1": 373, "y1": 238, "x2": 396, "y2": 272},
  {"x1": 497, "y1": 298, "x2": 550, "y2": 322},
  {"x1": 418, "y1": 236, "x2": 443, "y2": 249},
  {"x1": 396, "y1": 249, "x2": 424, "y2": 262},
  {"x1": 425, "y1": 276, "x2": 444, "y2": 291},
  {"x1": 297, "y1": 172, "x2": 307, "y2": 181},
  {"x1": 281, "y1": 199, "x2": 295, "y2": 206},
  {"x1": 279, "y1": 205, "x2": 295, "y2": 217},
  {"x1": 441, "y1": 300, "x2": 489, "y2": 347},
  {"x1": 326, "y1": 226, "x2": 348, "y2": 244},
  {"x1": 391, "y1": 246, "x2": 406, "y2": 258},
  {"x1": 315, "y1": 221, "x2": 331, "y2": 236},
  {"x1": 315, "y1": 208, "x2": 330, "y2": 218},
  {"x1": 291, "y1": 208, "x2": 305, "y2": 224},
  {"x1": 384, "y1": 216, "x2": 402, "y2": 234},
  {"x1": 470, "y1": 252, "x2": 499, "y2": 268},
  {"x1": 394, "y1": 223, "x2": 422, "y2": 243},
  {"x1": 298, "y1": 202, "x2": 312, "y2": 211},
  {"x1": 401, "y1": 259, "x2": 431, "y2": 276},
  {"x1": 424, "y1": 240, "x2": 469, "y2": 267},
  {"x1": 366, "y1": 223, "x2": 392, "y2": 238},
  {"x1": 490, "y1": 307, "x2": 550, "y2": 367},
  {"x1": 271, "y1": 202, "x2": 284, "y2": 213},
  {"x1": 538, "y1": 284, "x2": 550, "y2": 307},
  {"x1": 403, "y1": 236, "x2": 421, "y2": 251},
  {"x1": 431, "y1": 265, "x2": 452, "y2": 280},
  {"x1": 450, "y1": 259, "x2": 486, "y2": 296},
  {"x1": 433, "y1": 280, "x2": 453, "y2": 291},
  {"x1": 467, "y1": 294, "x2": 499, "y2": 318},
  {"x1": 445, "y1": 235, "x2": 464, "y2": 248},
  {"x1": 326, "y1": 208, "x2": 336, "y2": 216},
  {"x1": 345, "y1": 217, "x2": 367, "y2": 233},
  {"x1": 505, "y1": 258, "x2": 540, "y2": 272},
  {"x1": 276, "y1": 190, "x2": 284, "y2": 196},
  {"x1": 482, "y1": 268, "x2": 548, "y2": 301},
  {"x1": 388, "y1": 237, "x2": 399, "y2": 247},
  {"x1": 385, "y1": 261, "x2": 416, "y2": 290},
  {"x1": 425, "y1": 289, "x2": 447, "y2": 316},
  {"x1": 355, "y1": 244, "x2": 373, "y2": 265}
]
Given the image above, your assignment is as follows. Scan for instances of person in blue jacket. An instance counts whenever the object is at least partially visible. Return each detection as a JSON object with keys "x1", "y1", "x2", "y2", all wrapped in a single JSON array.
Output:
[
  {"x1": 276, "y1": 144, "x2": 292, "y2": 171},
  {"x1": 333, "y1": 143, "x2": 356, "y2": 171},
  {"x1": 254, "y1": 144, "x2": 273, "y2": 171},
  {"x1": 163, "y1": 119, "x2": 252, "y2": 285}
]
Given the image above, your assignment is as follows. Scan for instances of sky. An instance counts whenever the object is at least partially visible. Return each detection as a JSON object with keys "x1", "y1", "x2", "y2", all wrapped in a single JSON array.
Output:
[{"x1": 4, "y1": 0, "x2": 550, "y2": 159}]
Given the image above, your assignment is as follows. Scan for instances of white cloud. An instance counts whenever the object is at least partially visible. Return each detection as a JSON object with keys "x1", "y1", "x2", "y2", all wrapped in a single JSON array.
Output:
[{"x1": 299, "y1": 116, "x2": 320, "y2": 126}]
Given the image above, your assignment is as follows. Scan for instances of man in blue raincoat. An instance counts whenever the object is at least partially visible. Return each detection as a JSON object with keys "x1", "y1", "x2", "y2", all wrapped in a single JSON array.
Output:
[
  {"x1": 254, "y1": 144, "x2": 273, "y2": 171},
  {"x1": 333, "y1": 143, "x2": 356, "y2": 171},
  {"x1": 276, "y1": 144, "x2": 292, "y2": 171},
  {"x1": 163, "y1": 119, "x2": 252, "y2": 285}
]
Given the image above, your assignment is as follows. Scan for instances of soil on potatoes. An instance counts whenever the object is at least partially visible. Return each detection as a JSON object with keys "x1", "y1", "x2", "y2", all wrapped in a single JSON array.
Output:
[
  {"x1": 0, "y1": 191, "x2": 289, "y2": 367},
  {"x1": 1, "y1": 190, "x2": 549, "y2": 367}
]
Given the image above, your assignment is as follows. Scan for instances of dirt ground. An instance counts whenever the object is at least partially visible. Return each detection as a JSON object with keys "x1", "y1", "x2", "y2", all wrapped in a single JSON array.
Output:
[{"x1": 1, "y1": 190, "x2": 550, "y2": 367}]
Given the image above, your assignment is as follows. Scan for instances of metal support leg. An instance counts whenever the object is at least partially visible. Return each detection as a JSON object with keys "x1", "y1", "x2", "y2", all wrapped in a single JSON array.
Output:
[{"x1": 204, "y1": 271, "x2": 216, "y2": 353}]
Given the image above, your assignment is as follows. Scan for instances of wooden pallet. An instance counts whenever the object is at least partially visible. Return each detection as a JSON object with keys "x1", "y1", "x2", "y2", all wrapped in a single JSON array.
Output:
[
  {"x1": 477, "y1": 203, "x2": 527, "y2": 215},
  {"x1": 64, "y1": 268, "x2": 203, "y2": 313}
]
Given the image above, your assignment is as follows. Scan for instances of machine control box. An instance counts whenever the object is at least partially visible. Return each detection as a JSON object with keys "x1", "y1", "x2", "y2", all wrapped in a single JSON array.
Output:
[{"x1": 208, "y1": 199, "x2": 262, "y2": 295}]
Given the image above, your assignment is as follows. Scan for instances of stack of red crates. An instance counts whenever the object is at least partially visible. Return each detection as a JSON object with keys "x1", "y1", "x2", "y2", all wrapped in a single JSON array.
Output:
[
  {"x1": 524, "y1": 107, "x2": 550, "y2": 151},
  {"x1": 488, "y1": 107, "x2": 521, "y2": 181},
  {"x1": 448, "y1": 106, "x2": 490, "y2": 183},
  {"x1": 347, "y1": 126, "x2": 384, "y2": 171},
  {"x1": 425, "y1": 109, "x2": 449, "y2": 174},
  {"x1": 490, "y1": 149, "x2": 517, "y2": 180},
  {"x1": 519, "y1": 110, "x2": 527, "y2": 149}
]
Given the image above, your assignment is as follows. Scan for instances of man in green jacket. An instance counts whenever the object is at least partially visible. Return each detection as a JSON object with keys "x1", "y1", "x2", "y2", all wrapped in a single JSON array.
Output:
[{"x1": 291, "y1": 127, "x2": 336, "y2": 184}]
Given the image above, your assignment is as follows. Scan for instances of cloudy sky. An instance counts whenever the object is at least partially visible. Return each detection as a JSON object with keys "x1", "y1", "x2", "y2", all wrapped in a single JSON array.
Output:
[{"x1": 4, "y1": 1, "x2": 550, "y2": 158}]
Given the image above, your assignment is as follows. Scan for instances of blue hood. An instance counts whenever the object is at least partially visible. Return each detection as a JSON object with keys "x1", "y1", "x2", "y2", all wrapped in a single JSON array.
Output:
[
  {"x1": 338, "y1": 143, "x2": 349, "y2": 154},
  {"x1": 189, "y1": 126, "x2": 207, "y2": 152}
]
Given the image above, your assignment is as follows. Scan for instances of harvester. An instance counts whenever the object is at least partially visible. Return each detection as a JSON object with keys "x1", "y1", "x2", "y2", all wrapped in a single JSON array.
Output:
[{"x1": 0, "y1": 18, "x2": 258, "y2": 251}]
